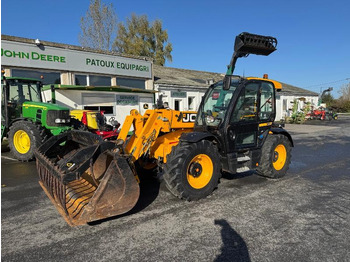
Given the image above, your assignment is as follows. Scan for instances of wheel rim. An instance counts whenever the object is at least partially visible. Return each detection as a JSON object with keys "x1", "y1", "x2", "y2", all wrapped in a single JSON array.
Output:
[
  {"x1": 187, "y1": 154, "x2": 213, "y2": 189},
  {"x1": 13, "y1": 130, "x2": 31, "y2": 154},
  {"x1": 273, "y1": 144, "x2": 287, "y2": 171}
]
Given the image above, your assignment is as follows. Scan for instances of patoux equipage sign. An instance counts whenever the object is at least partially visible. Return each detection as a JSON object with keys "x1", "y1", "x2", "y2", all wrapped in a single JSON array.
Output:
[{"x1": 1, "y1": 40, "x2": 152, "y2": 79}]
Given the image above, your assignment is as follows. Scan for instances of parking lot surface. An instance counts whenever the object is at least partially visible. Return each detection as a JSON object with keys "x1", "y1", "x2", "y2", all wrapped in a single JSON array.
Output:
[{"x1": 2, "y1": 116, "x2": 350, "y2": 261}]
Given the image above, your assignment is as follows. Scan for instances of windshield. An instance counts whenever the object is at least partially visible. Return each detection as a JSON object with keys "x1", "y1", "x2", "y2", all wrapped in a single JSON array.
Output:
[
  {"x1": 9, "y1": 81, "x2": 42, "y2": 104},
  {"x1": 196, "y1": 79, "x2": 239, "y2": 127}
]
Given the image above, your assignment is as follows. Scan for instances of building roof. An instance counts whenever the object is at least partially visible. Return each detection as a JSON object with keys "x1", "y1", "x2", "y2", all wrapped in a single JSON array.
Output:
[
  {"x1": 154, "y1": 65, "x2": 318, "y2": 96},
  {"x1": 153, "y1": 64, "x2": 224, "y2": 88},
  {"x1": 1, "y1": 34, "x2": 152, "y2": 62},
  {"x1": 278, "y1": 82, "x2": 318, "y2": 96}
]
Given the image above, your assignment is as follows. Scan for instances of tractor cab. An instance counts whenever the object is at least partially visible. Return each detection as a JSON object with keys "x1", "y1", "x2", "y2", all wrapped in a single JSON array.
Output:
[
  {"x1": 2, "y1": 77, "x2": 43, "y2": 122},
  {"x1": 1, "y1": 76, "x2": 71, "y2": 160},
  {"x1": 196, "y1": 75, "x2": 283, "y2": 154}
]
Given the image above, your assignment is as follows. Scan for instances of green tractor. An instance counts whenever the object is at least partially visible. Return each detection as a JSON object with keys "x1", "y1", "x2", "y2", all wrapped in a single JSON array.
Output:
[{"x1": 1, "y1": 76, "x2": 71, "y2": 161}]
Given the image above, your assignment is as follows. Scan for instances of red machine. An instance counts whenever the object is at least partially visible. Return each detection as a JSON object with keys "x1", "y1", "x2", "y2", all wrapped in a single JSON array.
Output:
[
  {"x1": 71, "y1": 110, "x2": 120, "y2": 140},
  {"x1": 306, "y1": 107, "x2": 338, "y2": 121},
  {"x1": 307, "y1": 107, "x2": 327, "y2": 120}
]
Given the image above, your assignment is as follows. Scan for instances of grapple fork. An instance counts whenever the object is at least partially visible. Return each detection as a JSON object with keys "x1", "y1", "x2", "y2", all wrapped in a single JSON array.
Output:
[{"x1": 35, "y1": 130, "x2": 140, "y2": 226}]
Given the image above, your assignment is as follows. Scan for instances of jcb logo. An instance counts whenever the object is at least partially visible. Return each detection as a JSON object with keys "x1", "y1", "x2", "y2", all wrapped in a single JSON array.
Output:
[{"x1": 183, "y1": 113, "x2": 196, "y2": 123}]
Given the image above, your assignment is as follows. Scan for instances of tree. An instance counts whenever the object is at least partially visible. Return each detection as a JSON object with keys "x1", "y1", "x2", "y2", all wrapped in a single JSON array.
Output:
[
  {"x1": 79, "y1": 0, "x2": 117, "y2": 51},
  {"x1": 113, "y1": 14, "x2": 173, "y2": 65},
  {"x1": 321, "y1": 93, "x2": 335, "y2": 107},
  {"x1": 333, "y1": 83, "x2": 350, "y2": 112},
  {"x1": 151, "y1": 19, "x2": 173, "y2": 65},
  {"x1": 339, "y1": 83, "x2": 350, "y2": 101}
]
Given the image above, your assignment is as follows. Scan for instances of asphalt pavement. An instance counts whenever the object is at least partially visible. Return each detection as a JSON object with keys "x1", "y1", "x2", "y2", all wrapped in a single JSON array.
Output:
[{"x1": 1, "y1": 116, "x2": 350, "y2": 262}]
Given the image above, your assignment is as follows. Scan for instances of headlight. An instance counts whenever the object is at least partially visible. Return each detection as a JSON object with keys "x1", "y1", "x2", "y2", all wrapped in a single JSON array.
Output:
[
  {"x1": 205, "y1": 115, "x2": 215, "y2": 123},
  {"x1": 55, "y1": 118, "x2": 71, "y2": 124}
]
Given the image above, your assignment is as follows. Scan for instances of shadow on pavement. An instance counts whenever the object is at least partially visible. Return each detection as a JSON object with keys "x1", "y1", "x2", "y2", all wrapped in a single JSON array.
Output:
[
  {"x1": 221, "y1": 171, "x2": 255, "y2": 180},
  {"x1": 214, "y1": 219, "x2": 251, "y2": 262}
]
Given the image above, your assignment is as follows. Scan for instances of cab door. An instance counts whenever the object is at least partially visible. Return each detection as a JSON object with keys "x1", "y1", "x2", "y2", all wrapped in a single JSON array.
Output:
[{"x1": 225, "y1": 81, "x2": 260, "y2": 152}]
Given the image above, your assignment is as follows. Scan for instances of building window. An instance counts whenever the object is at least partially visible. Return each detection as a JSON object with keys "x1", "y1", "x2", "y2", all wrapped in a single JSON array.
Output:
[
  {"x1": 283, "y1": 99, "x2": 288, "y2": 111},
  {"x1": 188, "y1": 96, "x2": 195, "y2": 110},
  {"x1": 11, "y1": 69, "x2": 61, "y2": 85},
  {"x1": 84, "y1": 105, "x2": 114, "y2": 115},
  {"x1": 89, "y1": 75, "x2": 111, "y2": 86},
  {"x1": 174, "y1": 99, "x2": 182, "y2": 111},
  {"x1": 117, "y1": 78, "x2": 145, "y2": 89},
  {"x1": 75, "y1": 74, "x2": 87, "y2": 85},
  {"x1": 82, "y1": 93, "x2": 115, "y2": 115}
]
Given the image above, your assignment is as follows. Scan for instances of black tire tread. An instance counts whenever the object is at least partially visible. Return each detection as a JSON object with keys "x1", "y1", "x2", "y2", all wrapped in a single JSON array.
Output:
[
  {"x1": 8, "y1": 120, "x2": 50, "y2": 161},
  {"x1": 256, "y1": 134, "x2": 292, "y2": 179},
  {"x1": 163, "y1": 140, "x2": 221, "y2": 201}
]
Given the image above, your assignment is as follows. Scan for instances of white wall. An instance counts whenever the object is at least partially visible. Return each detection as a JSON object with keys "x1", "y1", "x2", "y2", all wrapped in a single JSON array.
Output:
[
  {"x1": 155, "y1": 84, "x2": 206, "y2": 111},
  {"x1": 275, "y1": 94, "x2": 319, "y2": 121},
  {"x1": 42, "y1": 89, "x2": 154, "y2": 124},
  {"x1": 42, "y1": 89, "x2": 82, "y2": 109}
]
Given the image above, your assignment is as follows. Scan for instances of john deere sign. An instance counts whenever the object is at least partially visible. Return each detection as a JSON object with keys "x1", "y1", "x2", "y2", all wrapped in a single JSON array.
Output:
[
  {"x1": 1, "y1": 49, "x2": 66, "y2": 63},
  {"x1": 1, "y1": 40, "x2": 152, "y2": 78}
]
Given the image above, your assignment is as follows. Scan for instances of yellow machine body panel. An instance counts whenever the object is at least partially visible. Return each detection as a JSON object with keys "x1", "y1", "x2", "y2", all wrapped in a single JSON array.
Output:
[
  {"x1": 70, "y1": 109, "x2": 99, "y2": 130},
  {"x1": 246, "y1": 77, "x2": 282, "y2": 90},
  {"x1": 150, "y1": 129, "x2": 192, "y2": 163},
  {"x1": 117, "y1": 109, "x2": 196, "y2": 162}
]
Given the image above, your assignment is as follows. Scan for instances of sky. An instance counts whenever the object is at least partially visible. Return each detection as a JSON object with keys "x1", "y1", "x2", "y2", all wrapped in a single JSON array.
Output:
[{"x1": 1, "y1": 0, "x2": 350, "y2": 97}]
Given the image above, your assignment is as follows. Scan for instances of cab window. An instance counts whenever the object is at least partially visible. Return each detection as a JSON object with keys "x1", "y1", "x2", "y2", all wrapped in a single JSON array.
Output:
[
  {"x1": 230, "y1": 83, "x2": 259, "y2": 122},
  {"x1": 260, "y1": 82, "x2": 274, "y2": 121},
  {"x1": 9, "y1": 82, "x2": 41, "y2": 104}
]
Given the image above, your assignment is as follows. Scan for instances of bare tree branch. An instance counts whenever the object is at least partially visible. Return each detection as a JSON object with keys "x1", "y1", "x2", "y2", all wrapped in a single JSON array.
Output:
[{"x1": 79, "y1": 0, "x2": 117, "y2": 51}]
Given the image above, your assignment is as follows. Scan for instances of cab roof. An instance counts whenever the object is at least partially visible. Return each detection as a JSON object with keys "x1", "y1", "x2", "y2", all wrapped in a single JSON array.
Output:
[{"x1": 246, "y1": 77, "x2": 282, "y2": 90}]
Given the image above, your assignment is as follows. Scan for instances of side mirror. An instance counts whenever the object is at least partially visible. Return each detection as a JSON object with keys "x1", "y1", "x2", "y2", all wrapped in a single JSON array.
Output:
[{"x1": 223, "y1": 75, "x2": 231, "y2": 90}]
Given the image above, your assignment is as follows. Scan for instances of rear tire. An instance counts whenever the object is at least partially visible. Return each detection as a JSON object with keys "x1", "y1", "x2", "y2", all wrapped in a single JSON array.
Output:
[
  {"x1": 256, "y1": 134, "x2": 292, "y2": 179},
  {"x1": 163, "y1": 140, "x2": 221, "y2": 201},
  {"x1": 8, "y1": 120, "x2": 48, "y2": 161}
]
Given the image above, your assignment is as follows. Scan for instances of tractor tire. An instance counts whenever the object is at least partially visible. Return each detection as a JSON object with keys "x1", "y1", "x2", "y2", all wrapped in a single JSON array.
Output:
[
  {"x1": 257, "y1": 134, "x2": 292, "y2": 179},
  {"x1": 8, "y1": 120, "x2": 48, "y2": 161},
  {"x1": 163, "y1": 140, "x2": 221, "y2": 201}
]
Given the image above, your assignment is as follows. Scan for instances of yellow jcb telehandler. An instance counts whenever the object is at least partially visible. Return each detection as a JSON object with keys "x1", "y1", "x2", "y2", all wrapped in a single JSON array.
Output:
[{"x1": 35, "y1": 32, "x2": 293, "y2": 226}]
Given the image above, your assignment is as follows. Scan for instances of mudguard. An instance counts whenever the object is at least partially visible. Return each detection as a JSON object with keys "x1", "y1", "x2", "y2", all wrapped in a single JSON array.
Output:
[
  {"x1": 270, "y1": 127, "x2": 294, "y2": 147},
  {"x1": 180, "y1": 131, "x2": 216, "y2": 143}
]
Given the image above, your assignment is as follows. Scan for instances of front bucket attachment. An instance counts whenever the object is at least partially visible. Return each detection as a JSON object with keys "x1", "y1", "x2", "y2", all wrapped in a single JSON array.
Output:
[
  {"x1": 234, "y1": 32, "x2": 277, "y2": 56},
  {"x1": 35, "y1": 130, "x2": 140, "y2": 226}
]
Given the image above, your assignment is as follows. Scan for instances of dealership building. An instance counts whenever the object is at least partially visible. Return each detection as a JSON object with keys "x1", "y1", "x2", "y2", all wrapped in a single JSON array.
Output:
[
  {"x1": 1, "y1": 35, "x2": 318, "y2": 123},
  {"x1": 1, "y1": 35, "x2": 155, "y2": 123}
]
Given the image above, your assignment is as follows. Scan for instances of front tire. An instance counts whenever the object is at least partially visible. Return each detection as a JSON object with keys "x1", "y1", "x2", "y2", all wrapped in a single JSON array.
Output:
[
  {"x1": 163, "y1": 140, "x2": 221, "y2": 201},
  {"x1": 257, "y1": 134, "x2": 292, "y2": 179},
  {"x1": 8, "y1": 121, "x2": 48, "y2": 161}
]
